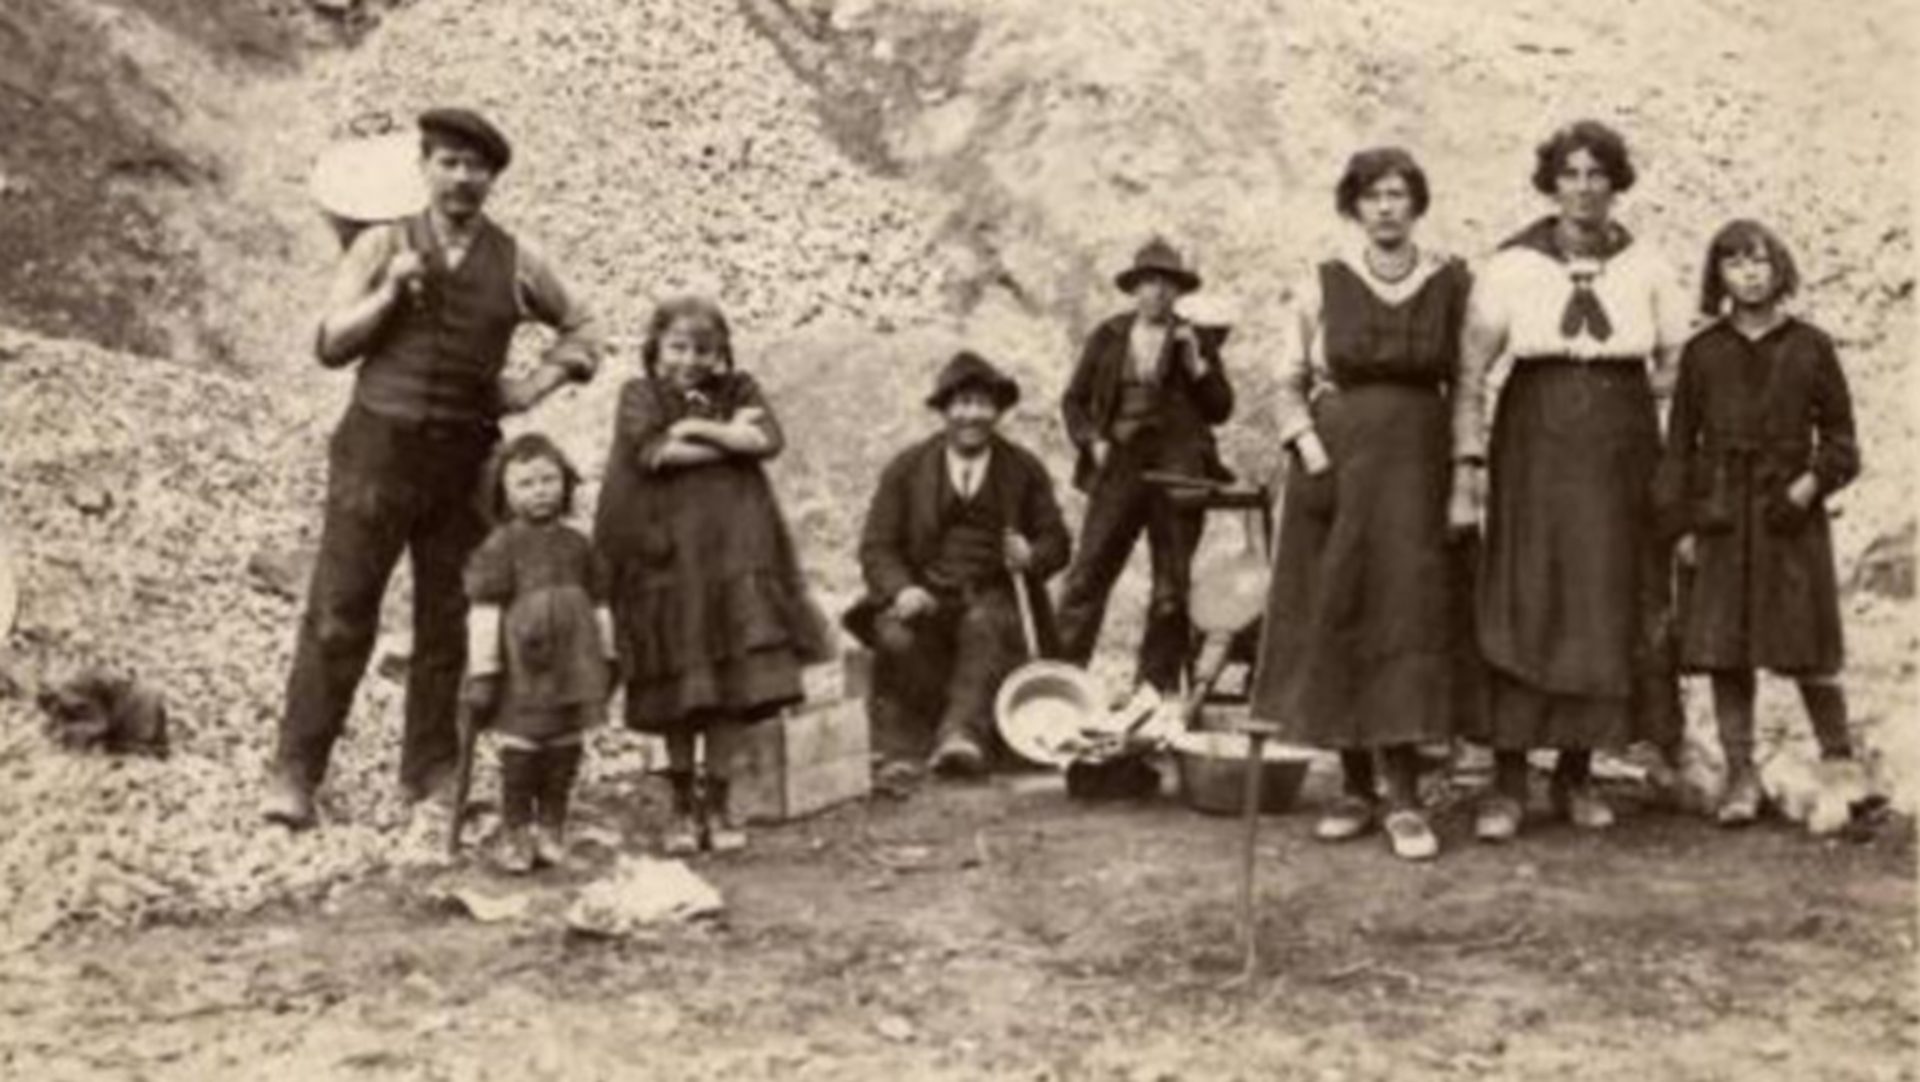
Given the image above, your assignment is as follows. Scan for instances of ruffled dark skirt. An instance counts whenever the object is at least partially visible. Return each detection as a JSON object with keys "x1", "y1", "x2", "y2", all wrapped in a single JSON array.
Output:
[{"x1": 600, "y1": 462, "x2": 830, "y2": 735}]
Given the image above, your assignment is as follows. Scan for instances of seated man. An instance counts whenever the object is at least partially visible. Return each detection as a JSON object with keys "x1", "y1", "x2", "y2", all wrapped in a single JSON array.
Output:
[{"x1": 843, "y1": 351, "x2": 1071, "y2": 784}]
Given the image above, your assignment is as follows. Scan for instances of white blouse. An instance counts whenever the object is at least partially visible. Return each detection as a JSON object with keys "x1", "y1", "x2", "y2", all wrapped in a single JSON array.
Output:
[
  {"x1": 1451, "y1": 233, "x2": 1691, "y2": 458},
  {"x1": 1470, "y1": 240, "x2": 1689, "y2": 362}
]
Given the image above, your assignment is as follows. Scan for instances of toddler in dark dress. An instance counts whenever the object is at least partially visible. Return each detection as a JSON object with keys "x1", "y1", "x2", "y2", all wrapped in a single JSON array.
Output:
[
  {"x1": 462, "y1": 433, "x2": 616, "y2": 873},
  {"x1": 1659, "y1": 220, "x2": 1869, "y2": 826}
]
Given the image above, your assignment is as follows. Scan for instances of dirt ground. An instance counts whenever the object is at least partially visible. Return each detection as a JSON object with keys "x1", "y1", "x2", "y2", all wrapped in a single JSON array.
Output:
[{"x1": 2, "y1": 762, "x2": 1911, "y2": 1082}]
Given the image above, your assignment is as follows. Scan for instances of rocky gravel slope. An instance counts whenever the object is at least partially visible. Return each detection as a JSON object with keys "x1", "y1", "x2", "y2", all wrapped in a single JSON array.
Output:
[{"x1": 0, "y1": 0, "x2": 1912, "y2": 948}]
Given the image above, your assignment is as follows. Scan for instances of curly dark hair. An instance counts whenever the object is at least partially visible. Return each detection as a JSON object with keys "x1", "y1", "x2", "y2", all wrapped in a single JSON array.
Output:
[
  {"x1": 1699, "y1": 218, "x2": 1801, "y2": 316},
  {"x1": 1335, "y1": 146, "x2": 1431, "y2": 220},
  {"x1": 640, "y1": 295, "x2": 735, "y2": 380},
  {"x1": 1532, "y1": 119, "x2": 1636, "y2": 195},
  {"x1": 480, "y1": 432, "x2": 581, "y2": 525}
]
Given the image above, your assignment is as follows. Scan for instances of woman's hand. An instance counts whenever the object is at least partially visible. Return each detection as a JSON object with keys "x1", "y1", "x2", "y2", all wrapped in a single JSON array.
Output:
[
  {"x1": 1294, "y1": 431, "x2": 1332, "y2": 476},
  {"x1": 1447, "y1": 462, "x2": 1485, "y2": 534},
  {"x1": 1787, "y1": 471, "x2": 1820, "y2": 509}
]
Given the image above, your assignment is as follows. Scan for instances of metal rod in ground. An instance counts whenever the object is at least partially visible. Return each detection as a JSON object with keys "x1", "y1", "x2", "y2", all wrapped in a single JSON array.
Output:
[{"x1": 1239, "y1": 730, "x2": 1268, "y2": 978}]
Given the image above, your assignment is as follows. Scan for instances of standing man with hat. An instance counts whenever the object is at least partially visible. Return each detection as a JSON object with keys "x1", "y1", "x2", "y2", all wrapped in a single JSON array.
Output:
[
  {"x1": 263, "y1": 107, "x2": 604, "y2": 829},
  {"x1": 1057, "y1": 237, "x2": 1235, "y2": 697},
  {"x1": 843, "y1": 351, "x2": 1072, "y2": 784}
]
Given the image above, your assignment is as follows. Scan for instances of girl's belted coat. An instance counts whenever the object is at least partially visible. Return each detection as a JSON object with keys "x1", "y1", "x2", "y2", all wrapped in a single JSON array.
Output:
[{"x1": 1656, "y1": 316, "x2": 1859, "y2": 674}]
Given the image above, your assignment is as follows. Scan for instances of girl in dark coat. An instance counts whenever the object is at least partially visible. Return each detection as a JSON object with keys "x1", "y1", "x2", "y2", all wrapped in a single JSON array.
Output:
[
  {"x1": 1658, "y1": 220, "x2": 1862, "y2": 825},
  {"x1": 594, "y1": 297, "x2": 830, "y2": 855},
  {"x1": 462, "y1": 434, "x2": 616, "y2": 874}
]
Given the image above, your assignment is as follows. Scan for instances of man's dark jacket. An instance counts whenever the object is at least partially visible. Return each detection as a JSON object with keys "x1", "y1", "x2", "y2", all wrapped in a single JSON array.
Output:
[
  {"x1": 843, "y1": 432, "x2": 1071, "y2": 652},
  {"x1": 1060, "y1": 313, "x2": 1234, "y2": 492}
]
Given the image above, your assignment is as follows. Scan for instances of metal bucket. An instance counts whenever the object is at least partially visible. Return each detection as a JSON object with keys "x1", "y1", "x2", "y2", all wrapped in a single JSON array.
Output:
[{"x1": 1170, "y1": 731, "x2": 1311, "y2": 816}]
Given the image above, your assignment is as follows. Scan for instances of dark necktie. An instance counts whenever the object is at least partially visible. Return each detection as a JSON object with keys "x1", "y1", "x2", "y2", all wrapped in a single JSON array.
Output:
[{"x1": 1561, "y1": 268, "x2": 1614, "y2": 341}]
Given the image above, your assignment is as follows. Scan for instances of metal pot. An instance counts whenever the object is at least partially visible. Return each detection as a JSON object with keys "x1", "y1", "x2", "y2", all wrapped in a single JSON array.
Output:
[{"x1": 1170, "y1": 731, "x2": 1310, "y2": 816}]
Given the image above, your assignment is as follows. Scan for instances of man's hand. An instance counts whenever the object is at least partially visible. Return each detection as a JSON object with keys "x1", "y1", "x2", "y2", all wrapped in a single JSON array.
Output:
[
  {"x1": 1787, "y1": 471, "x2": 1820, "y2": 509},
  {"x1": 1676, "y1": 534, "x2": 1698, "y2": 568},
  {"x1": 498, "y1": 363, "x2": 570, "y2": 415},
  {"x1": 1174, "y1": 324, "x2": 1208, "y2": 378},
  {"x1": 1447, "y1": 462, "x2": 1485, "y2": 534},
  {"x1": 1295, "y1": 431, "x2": 1332, "y2": 476},
  {"x1": 1003, "y1": 531, "x2": 1034, "y2": 573},
  {"x1": 384, "y1": 247, "x2": 428, "y2": 300},
  {"x1": 1090, "y1": 438, "x2": 1112, "y2": 471},
  {"x1": 891, "y1": 585, "x2": 939, "y2": 621}
]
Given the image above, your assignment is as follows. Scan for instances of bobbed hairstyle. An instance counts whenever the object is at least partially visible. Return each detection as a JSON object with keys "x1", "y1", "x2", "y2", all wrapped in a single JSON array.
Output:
[
  {"x1": 480, "y1": 432, "x2": 582, "y2": 525},
  {"x1": 1336, "y1": 146, "x2": 1431, "y2": 220},
  {"x1": 1699, "y1": 218, "x2": 1802, "y2": 316},
  {"x1": 640, "y1": 295, "x2": 735, "y2": 380},
  {"x1": 1532, "y1": 119, "x2": 1636, "y2": 195}
]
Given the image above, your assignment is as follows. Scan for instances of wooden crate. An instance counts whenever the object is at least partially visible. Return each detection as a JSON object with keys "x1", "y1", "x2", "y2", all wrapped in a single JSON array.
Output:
[{"x1": 734, "y1": 695, "x2": 871, "y2": 824}]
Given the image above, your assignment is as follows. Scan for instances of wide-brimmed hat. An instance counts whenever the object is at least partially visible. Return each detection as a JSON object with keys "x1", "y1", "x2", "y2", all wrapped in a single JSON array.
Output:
[
  {"x1": 926, "y1": 350, "x2": 1020, "y2": 412},
  {"x1": 1114, "y1": 237, "x2": 1201, "y2": 294},
  {"x1": 418, "y1": 107, "x2": 512, "y2": 173}
]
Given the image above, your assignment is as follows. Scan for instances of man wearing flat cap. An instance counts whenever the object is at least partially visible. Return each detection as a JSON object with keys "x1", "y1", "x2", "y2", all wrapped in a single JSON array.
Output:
[
  {"x1": 1057, "y1": 237, "x2": 1235, "y2": 697},
  {"x1": 844, "y1": 351, "x2": 1071, "y2": 783},
  {"x1": 263, "y1": 107, "x2": 604, "y2": 829}
]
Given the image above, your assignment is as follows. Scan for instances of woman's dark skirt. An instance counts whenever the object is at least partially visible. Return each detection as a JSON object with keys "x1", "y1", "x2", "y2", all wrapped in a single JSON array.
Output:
[
  {"x1": 1250, "y1": 383, "x2": 1470, "y2": 749},
  {"x1": 1475, "y1": 360, "x2": 1681, "y2": 750}
]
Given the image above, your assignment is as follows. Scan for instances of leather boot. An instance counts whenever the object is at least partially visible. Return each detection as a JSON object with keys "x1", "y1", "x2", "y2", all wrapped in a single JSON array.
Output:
[{"x1": 534, "y1": 744, "x2": 583, "y2": 868}]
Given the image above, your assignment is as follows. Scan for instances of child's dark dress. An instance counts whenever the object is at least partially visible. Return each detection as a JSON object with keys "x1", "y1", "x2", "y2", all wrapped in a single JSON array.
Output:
[
  {"x1": 464, "y1": 519, "x2": 613, "y2": 739},
  {"x1": 1658, "y1": 317, "x2": 1859, "y2": 674},
  {"x1": 593, "y1": 373, "x2": 829, "y2": 733}
]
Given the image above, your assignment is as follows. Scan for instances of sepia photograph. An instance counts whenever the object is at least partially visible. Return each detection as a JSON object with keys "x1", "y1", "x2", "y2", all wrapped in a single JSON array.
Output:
[{"x1": 0, "y1": 0, "x2": 1913, "y2": 1078}]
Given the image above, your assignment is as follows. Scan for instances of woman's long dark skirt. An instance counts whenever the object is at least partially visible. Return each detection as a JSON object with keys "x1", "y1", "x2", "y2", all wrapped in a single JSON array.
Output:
[
  {"x1": 1475, "y1": 360, "x2": 1681, "y2": 750},
  {"x1": 1251, "y1": 384, "x2": 1466, "y2": 748}
]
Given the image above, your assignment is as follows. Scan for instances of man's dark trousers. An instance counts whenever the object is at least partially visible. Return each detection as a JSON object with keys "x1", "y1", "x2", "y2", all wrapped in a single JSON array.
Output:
[
  {"x1": 275, "y1": 404, "x2": 497, "y2": 796},
  {"x1": 867, "y1": 588, "x2": 1024, "y2": 764},
  {"x1": 1055, "y1": 438, "x2": 1200, "y2": 694}
]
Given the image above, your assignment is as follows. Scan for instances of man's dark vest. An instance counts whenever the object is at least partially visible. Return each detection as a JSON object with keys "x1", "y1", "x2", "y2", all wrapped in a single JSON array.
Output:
[
  {"x1": 925, "y1": 464, "x2": 1009, "y2": 594},
  {"x1": 355, "y1": 213, "x2": 520, "y2": 423}
]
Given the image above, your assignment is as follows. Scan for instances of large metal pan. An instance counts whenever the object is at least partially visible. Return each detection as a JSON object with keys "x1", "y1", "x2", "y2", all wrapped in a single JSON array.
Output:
[
  {"x1": 309, "y1": 122, "x2": 427, "y2": 248},
  {"x1": 994, "y1": 574, "x2": 1108, "y2": 768}
]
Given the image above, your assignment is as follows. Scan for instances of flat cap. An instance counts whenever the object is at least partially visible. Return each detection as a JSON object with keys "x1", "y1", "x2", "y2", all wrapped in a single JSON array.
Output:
[{"x1": 418, "y1": 107, "x2": 512, "y2": 172}]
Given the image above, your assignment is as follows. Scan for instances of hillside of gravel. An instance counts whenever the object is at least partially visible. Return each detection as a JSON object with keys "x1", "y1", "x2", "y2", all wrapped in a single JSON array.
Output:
[{"x1": 0, "y1": 0, "x2": 1913, "y2": 952}]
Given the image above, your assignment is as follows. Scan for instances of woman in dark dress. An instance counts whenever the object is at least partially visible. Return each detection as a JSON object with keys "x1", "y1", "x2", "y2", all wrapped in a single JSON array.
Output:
[
  {"x1": 1449, "y1": 121, "x2": 1689, "y2": 841},
  {"x1": 1251, "y1": 147, "x2": 1472, "y2": 862},
  {"x1": 594, "y1": 297, "x2": 830, "y2": 855},
  {"x1": 1659, "y1": 220, "x2": 1862, "y2": 824}
]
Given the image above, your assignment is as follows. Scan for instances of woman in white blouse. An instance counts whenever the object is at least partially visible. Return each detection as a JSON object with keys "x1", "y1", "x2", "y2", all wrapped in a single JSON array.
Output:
[{"x1": 1448, "y1": 120, "x2": 1688, "y2": 842}]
